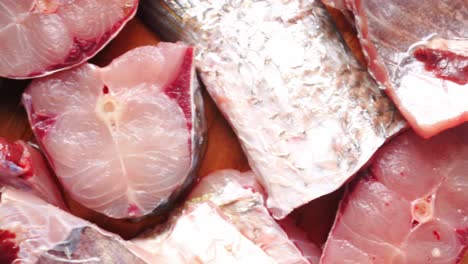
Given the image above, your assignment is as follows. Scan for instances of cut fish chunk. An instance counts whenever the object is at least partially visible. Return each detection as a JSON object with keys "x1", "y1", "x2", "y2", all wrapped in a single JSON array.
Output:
[
  {"x1": 0, "y1": 188, "x2": 152, "y2": 264},
  {"x1": 0, "y1": 0, "x2": 138, "y2": 79},
  {"x1": 134, "y1": 169, "x2": 320, "y2": 263},
  {"x1": 322, "y1": 0, "x2": 468, "y2": 138},
  {"x1": 321, "y1": 124, "x2": 468, "y2": 264},
  {"x1": 139, "y1": 0, "x2": 405, "y2": 219},
  {"x1": 135, "y1": 203, "x2": 277, "y2": 264},
  {"x1": 23, "y1": 43, "x2": 205, "y2": 219},
  {"x1": 0, "y1": 137, "x2": 65, "y2": 209}
]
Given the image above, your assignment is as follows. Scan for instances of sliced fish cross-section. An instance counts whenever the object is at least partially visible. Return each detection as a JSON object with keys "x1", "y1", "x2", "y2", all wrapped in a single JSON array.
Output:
[
  {"x1": 323, "y1": 0, "x2": 468, "y2": 138},
  {"x1": 23, "y1": 43, "x2": 205, "y2": 219},
  {"x1": 321, "y1": 124, "x2": 468, "y2": 263},
  {"x1": 0, "y1": 0, "x2": 138, "y2": 79}
]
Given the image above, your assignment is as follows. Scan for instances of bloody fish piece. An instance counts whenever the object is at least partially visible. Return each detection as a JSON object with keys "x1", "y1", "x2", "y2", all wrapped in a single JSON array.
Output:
[
  {"x1": 134, "y1": 170, "x2": 320, "y2": 263},
  {"x1": 0, "y1": 188, "x2": 153, "y2": 264},
  {"x1": 0, "y1": 0, "x2": 138, "y2": 79},
  {"x1": 321, "y1": 123, "x2": 468, "y2": 263},
  {"x1": 139, "y1": 0, "x2": 405, "y2": 219},
  {"x1": 322, "y1": 0, "x2": 468, "y2": 138},
  {"x1": 0, "y1": 137, "x2": 65, "y2": 209},
  {"x1": 23, "y1": 43, "x2": 205, "y2": 219}
]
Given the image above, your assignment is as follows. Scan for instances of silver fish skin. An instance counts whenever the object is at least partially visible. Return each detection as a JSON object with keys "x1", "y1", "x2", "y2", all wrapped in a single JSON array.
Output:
[
  {"x1": 139, "y1": 0, "x2": 405, "y2": 219},
  {"x1": 323, "y1": 0, "x2": 468, "y2": 139},
  {"x1": 0, "y1": 188, "x2": 153, "y2": 264}
]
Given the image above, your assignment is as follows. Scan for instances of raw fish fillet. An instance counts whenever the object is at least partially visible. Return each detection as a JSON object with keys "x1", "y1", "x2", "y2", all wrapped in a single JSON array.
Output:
[
  {"x1": 0, "y1": 188, "x2": 152, "y2": 264},
  {"x1": 139, "y1": 0, "x2": 405, "y2": 218},
  {"x1": 323, "y1": 0, "x2": 468, "y2": 138},
  {"x1": 23, "y1": 43, "x2": 205, "y2": 219},
  {"x1": 0, "y1": 0, "x2": 138, "y2": 79},
  {"x1": 134, "y1": 170, "x2": 320, "y2": 263},
  {"x1": 0, "y1": 137, "x2": 65, "y2": 209},
  {"x1": 321, "y1": 123, "x2": 468, "y2": 263}
]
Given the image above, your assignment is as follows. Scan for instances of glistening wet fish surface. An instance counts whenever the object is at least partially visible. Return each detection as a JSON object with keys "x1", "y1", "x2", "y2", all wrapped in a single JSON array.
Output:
[
  {"x1": 139, "y1": 0, "x2": 405, "y2": 218},
  {"x1": 321, "y1": 123, "x2": 468, "y2": 264},
  {"x1": 0, "y1": 0, "x2": 138, "y2": 79},
  {"x1": 323, "y1": 0, "x2": 468, "y2": 138},
  {"x1": 0, "y1": 188, "x2": 153, "y2": 264},
  {"x1": 133, "y1": 169, "x2": 321, "y2": 263},
  {"x1": 23, "y1": 43, "x2": 205, "y2": 219}
]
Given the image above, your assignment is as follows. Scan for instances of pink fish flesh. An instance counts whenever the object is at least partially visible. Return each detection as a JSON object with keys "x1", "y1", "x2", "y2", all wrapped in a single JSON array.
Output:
[
  {"x1": 139, "y1": 0, "x2": 405, "y2": 219},
  {"x1": 0, "y1": 188, "x2": 152, "y2": 264},
  {"x1": 322, "y1": 0, "x2": 468, "y2": 138},
  {"x1": 0, "y1": 137, "x2": 65, "y2": 209},
  {"x1": 0, "y1": 0, "x2": 138, "y2": 79},
  {"x1": 134, "y1": 169, "x2": 321, "y2": 263},
  {"x1": 23, "y1": 43, "x2": 205, "y2": 219},
  {"x1": 321, "y1": 123, "x2": 468, "y2": 263}
]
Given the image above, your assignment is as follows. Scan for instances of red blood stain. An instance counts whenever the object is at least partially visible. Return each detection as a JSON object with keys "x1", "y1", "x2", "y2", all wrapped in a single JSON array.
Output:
[
  {"x1": 413, "y1": 48, "x2": 468, "y2": 85},
  {"x1": 102, "y1": 86, "x2": 110, "y2": 94},
  {"x1": 0, "y1": 140, "x2": 32, "y2": 180},
  {"x1": 0, "y1": 229, "x2": 19, "y2": 264},
  {"x1": 433, "y1": 230, "x2": 441, "y2": 241},
  {"x1": 164, "y1": 47, "x2": 195, "y2": 131},
  {"x1": 163, "y1": 47, "x2": 196, "y2": 153},
  {"x1": 128, "y1": 204, "x2": 140, "y2": 216},
  {"x1": 456, "y1": 228, "x2": 468, "y2": 245},
  {"x1": 31, "y1": 113, "x2": 57, "y2": 141}
]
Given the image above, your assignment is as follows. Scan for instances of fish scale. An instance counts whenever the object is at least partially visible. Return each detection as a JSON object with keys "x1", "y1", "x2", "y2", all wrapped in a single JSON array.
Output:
[{"x1": 140, "y1": 0, "x2": 405, "y2": 219}]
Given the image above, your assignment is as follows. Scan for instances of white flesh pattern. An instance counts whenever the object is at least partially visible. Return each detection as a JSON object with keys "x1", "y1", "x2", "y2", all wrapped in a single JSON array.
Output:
[
  {"x1": 321, "y1": 124, "x2": 468, "y2": 264},
  {"x1": 0, "y1": 0, "x2": 137, "y2": 78},
  {"x1": 24, "y1": 44, "x2": 191, "y2": 219}
]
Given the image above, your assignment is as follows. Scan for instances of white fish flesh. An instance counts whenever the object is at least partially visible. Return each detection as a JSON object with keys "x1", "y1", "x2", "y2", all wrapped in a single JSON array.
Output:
[
  {"x1": 321, "y1": 123, "x2": 468, "y2": 263},
  {"x1": 134, "y1": 169, "x2": 321, "y2": 263},
  {"x1": 139, "y1": 0, "x2": 405, "y2": 218},
  {"x1": 323, "y1": 0, "x2": 468, "y2": 138},
  {"x1": 0, "y1": 0, "x2": 138, "y2": 79},
  {"x1": 23, "y1": 43, "x2": 205, "y2": 219}
]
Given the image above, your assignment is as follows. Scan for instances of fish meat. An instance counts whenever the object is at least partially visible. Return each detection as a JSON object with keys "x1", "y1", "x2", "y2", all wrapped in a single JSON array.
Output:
[
  {"x1": 321, "y1": 123, "x2": 468, "y2": 263},
  {"x1": 139, "y1": 0, "x2": 405, "y2": 218},
  {"x1": 0, "y1": 187, "x2": 152, "y2": 264},
  {"x1": 0, "y1": 0, "x2": 138, "y2": 79},
  {"x1": 322, "y1": 0, "x2": 468, "y2": 138},
  {"x1": 23, "y1": 43, "x2": 205, "y2": 219},
  {"x1": 0, "y1": 137, "x2": 65, "y2": 209},
  {"x1": 134, "y1": 169, "x2": 320, "y2": 263},
  {"x1": 135, "y1": 202, "x2": 278, "y2": 263}
]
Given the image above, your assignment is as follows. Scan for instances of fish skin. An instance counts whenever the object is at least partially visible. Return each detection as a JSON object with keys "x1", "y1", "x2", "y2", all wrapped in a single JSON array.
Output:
[
  {"x1": 322, "y1": 0, "x2": 468, "y2": 138},
  {"x1": 139, "y1": 0, "x2": 405, "y2": 219},
  {"x1": 0, "y1": 188, "x2": 152, "y2": 264},
  {"x1": 134, "y1": 169, "x2": 319, "y2": 263},
  {"x1": 321, "y1": 123, "x2": 468, "y2": 264}
]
